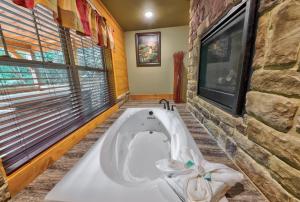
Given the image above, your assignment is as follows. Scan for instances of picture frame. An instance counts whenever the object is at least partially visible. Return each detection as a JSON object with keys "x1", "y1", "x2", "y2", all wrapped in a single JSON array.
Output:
[{"x1": 135, "y1": 32, "x2": 161, "y2": 67}]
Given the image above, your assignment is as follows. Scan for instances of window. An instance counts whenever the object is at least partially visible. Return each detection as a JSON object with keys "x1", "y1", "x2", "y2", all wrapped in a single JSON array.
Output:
[
  {"x1": 0, "y1": 0, "x2": 115, "y2": 174},
  {"x1": 197, "y1": 0, "x2": 256, "y2": 115}
]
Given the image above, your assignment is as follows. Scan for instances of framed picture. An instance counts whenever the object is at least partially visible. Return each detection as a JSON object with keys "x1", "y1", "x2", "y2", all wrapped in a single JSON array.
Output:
[{"x1": 135, "y1": 32, "x2": 161, "y2": 67}]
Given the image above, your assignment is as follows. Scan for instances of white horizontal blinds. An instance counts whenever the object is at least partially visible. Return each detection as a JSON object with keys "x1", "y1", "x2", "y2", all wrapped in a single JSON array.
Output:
[
  {"x1": 70, "y1": 31, "x2": 113, "y2": 118},
  {"x1": 94, "y1": 45, "x2": 104, "y2": 70},
  {"x1": 0, "y1": 65, "x2": 78, "y2": 172},
  {"x1": 0, "y1": 1, "x2": 76, "y2": 173},
  {"x1": 70, "y1": 30, "x2": 105, "y2": 70},
  {"x1": 81, "y1": 35, "x2": 96, "y2": 68},
  {"x1": 0, "y1": 0, "x2": 42, "y2": 61},
  {"x1": 70, "y1": 30, "x2": 86, "y2": 67},
  {"x1": 103, "y1": 48, "x2": 116, "y2": 102},
  {"x1": 79, "y1": 70, "x2": 111, "y2": 117},
  {"x1": 33, "y1": 5, "x2": 65, "y2": 64},
  {"x1": 0, "y1": 27, "x2": 6, "y2": 56},
  {"x1": 0, "y1": 1, "x2": 115, "y2": 174}
]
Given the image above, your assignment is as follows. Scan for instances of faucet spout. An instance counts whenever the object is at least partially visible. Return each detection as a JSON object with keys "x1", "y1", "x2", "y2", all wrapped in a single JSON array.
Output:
[{"x1": 159, "y1": 99, "x2": 170, "y2": 110}]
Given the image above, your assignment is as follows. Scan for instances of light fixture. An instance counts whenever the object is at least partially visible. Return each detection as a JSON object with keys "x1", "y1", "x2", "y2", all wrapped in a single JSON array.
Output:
[{"x1": 144, "y1": 11, "x2": 153, "y2": 18}]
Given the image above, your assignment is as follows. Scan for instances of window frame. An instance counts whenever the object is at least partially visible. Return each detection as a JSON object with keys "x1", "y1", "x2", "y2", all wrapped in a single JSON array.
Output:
[{"x1": 0, "y1": 2, "x2": 115, "y2": 174}]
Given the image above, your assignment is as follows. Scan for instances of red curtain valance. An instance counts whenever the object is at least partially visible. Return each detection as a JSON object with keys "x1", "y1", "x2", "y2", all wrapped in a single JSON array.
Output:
[{"x1": 12, "y1": 0, "x2": 115, "y2": 49}]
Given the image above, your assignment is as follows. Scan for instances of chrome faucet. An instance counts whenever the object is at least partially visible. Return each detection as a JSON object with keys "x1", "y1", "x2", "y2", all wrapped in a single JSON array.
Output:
[{"x1": 159, "y1": 99, "x2": 170, "y2": 110}]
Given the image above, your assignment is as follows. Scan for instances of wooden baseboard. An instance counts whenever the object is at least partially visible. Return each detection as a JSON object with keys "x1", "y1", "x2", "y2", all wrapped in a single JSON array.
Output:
[
  {"x1": 129, "y1": 94, "x2": 173, "y2": 101},
  {"x1": 7, "y1": 104, "x2": 119, "y2": 196}
]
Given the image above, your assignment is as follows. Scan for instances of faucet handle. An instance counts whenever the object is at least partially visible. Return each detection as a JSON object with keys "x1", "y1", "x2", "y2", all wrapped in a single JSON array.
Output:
[
  {"x1": 171, "y1": 105, "x2": 176, "y2": 111},
  {"x1": 163, "y1": 103, "x2": 166, "y2": 109}
]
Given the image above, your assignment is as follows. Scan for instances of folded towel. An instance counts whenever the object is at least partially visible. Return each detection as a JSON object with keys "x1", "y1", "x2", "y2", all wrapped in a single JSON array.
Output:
[
  {"x1": 156, "y1": 148, "x2": 244, "y2": 202},
  {"x1": 186, "y1": 163, "x2": 243, "y2": 202}
]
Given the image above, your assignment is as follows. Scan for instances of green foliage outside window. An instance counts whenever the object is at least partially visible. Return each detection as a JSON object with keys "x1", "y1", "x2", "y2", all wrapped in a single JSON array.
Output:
[{"x1": 0, "y1": 49, "x2": 68, "y2": 86}]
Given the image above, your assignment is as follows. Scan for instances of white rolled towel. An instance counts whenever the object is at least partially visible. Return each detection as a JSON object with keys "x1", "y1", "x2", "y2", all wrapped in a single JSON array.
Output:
[
  {"x1": 185, "y1": 163, "x2": 243, "y2": 202},
  {"x1": 156, "y1": 149, "x2": 244, "y2": 202}
]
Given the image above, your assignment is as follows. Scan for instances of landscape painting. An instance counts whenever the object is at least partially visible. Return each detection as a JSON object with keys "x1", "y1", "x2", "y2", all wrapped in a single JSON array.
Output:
[{"x1": 135, "y1": 32, "x2": 161, "y2": 67}]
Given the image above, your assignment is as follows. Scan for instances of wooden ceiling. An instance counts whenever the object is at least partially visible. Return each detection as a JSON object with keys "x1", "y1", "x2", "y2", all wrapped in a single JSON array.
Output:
[{"x1": 101, "y1": 0, "x2": 190, "y2": 31}]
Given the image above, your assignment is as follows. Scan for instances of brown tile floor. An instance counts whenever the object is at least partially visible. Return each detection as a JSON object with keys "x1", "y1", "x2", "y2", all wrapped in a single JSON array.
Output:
[{"x1": 10, "y1": 100, "x2": 267, "y2": 202}]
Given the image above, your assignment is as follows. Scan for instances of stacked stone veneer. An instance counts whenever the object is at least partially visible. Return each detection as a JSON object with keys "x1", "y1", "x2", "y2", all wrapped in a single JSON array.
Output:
[
  {"x1": 0, "y1": 173, "x2": 10, "y2": 202},
  {"x1": 187, "y1": 0, "x2": 300, "y2": 201}
]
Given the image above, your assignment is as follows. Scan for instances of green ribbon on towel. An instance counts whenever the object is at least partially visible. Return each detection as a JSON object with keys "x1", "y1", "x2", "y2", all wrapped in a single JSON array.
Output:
[
  {"x1": 204, "y1": 172, "x2": 212, "y2": 181},
  {"x1": 185, "y1": 160, "x2": 195, "y2": 168}
]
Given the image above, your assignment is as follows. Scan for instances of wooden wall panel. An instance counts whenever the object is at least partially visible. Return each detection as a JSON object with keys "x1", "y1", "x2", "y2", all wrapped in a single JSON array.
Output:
[{"x1": 91, "y1": 0, "x2": 129, "y2": 97}]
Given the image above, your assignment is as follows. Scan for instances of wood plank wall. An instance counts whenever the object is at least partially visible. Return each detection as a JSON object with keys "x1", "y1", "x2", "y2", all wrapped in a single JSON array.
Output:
[{"x1": 91, "y1": 0, "x2": 129, "y2": 97}]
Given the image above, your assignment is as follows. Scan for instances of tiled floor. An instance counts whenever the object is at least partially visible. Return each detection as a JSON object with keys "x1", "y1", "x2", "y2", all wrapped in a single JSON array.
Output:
[{"x1": 11, "y1": 100, "x2": 267, "y2": 202}]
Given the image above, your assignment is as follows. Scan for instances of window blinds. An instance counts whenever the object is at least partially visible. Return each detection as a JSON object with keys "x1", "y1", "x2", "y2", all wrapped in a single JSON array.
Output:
[{"x1": 0, "y1": 0, "x2": 115, "y2": 174}]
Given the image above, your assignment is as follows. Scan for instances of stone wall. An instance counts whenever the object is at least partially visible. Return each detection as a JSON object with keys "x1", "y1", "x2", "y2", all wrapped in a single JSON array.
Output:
[
  {"x1": 187, "y1": 0, "x2": 300, "y2": 201},
  {"x1": 0, "y1": 173, "x2": 10, "y2": 202}
]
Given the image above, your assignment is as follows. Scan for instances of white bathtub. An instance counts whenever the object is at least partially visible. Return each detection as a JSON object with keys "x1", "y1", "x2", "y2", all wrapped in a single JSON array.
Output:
[{"x1": 45, "y1": 108, "x2": 204, "y2": 202}]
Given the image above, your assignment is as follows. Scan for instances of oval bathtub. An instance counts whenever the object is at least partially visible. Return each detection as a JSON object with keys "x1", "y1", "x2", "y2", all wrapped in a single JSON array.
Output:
[{"x1": 45, "y1": 108, "x2": 203, "y2": 202}]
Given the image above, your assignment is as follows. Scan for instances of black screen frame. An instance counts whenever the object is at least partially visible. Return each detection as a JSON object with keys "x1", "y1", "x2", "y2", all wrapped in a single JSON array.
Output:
[{"x1": 197, "y1": 0, "x2": 258, "y2": 115}]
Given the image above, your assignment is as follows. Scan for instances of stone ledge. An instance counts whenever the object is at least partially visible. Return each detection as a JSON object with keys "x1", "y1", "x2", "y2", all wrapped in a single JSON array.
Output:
[
  {"x1": 225, "y1": 137, "x2": 237, "y2": 158},
  {"x1": 219, "y1": 122, "x2": 234, "y2": 136},
  {"x1": 203, "y1": 119, "x2": 223, "y2": 140},
  {"x1": 193, "y1": 97, "x2": 243, "y2": 127},
  {"x1": 195, "y1": 103, "x2": 211, "y2": 119},
  {"x1": 187, "y1": 102, "x2": 205, "y2": 123},
  {"x1": 202, "y1": 119, "x2": 237, "y2": 158}
]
